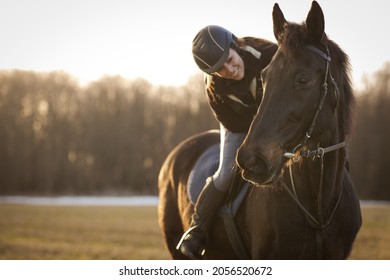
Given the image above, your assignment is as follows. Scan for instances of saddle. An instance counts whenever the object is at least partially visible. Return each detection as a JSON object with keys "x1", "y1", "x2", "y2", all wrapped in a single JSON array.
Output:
[{"x1": 187, "y1": 144, "x2": 250, "y2": 259}]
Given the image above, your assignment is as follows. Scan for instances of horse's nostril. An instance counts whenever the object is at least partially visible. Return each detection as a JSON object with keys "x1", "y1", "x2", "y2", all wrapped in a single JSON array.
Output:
[
  {"x1": 237, "y1": 149, "x2": 269, "y2": 182},
  {"x1": 248, "y1": 155, "x2": 268, "y2": 174}
]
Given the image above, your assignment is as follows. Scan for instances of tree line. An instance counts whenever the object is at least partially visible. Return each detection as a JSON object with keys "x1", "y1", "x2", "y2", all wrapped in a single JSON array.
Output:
[
  {"x1": 0, "y1": 70, "x2": 216, "y2": 195},
  {"x1": 0, "y1": 65, "x2": 389, "y2": 200},
  {"x1": 349, "y1": 63, "x2": 390, "y2": 200}
]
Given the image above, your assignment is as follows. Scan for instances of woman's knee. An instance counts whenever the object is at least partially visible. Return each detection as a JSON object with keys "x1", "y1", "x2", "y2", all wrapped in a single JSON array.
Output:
[{"x1": 212, "y1": 168, "x2": 235, "y2": 192}]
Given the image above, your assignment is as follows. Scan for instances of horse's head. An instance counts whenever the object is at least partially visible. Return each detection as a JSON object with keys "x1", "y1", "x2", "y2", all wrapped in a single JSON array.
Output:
[{"x1": 237, "y1": 1, "x2": 354, "y2": 185}]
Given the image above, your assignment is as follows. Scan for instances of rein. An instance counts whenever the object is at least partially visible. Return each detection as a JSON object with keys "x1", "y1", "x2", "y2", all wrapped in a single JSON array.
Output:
[{"x1": 282, "y1": 45, "x2": 345, "y2": 258}]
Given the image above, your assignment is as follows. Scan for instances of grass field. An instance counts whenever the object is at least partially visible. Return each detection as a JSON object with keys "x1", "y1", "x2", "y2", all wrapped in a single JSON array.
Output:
[{"x1": 0, "y1": 204, "x2": 389, "y2": 260}]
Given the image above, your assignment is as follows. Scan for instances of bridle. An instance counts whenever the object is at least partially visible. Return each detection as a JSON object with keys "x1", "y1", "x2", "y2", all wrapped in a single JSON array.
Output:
[
  {"x1": 283, "y1": 44, "x2": 343, "y2": 163},
  {"x1": 281, "y1": 44, "x2": 346, "y2": 258}
]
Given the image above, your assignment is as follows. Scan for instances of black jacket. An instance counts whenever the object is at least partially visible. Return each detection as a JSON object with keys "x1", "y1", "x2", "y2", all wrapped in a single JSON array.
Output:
[{"x1": 205, "y1": 37, "x2": 277, "y2": 133}]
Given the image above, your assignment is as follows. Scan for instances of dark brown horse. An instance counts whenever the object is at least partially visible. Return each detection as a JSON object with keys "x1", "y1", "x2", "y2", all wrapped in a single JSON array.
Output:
[{"x1": 158, "y1": 1, "x2": 361, "y2": 259}]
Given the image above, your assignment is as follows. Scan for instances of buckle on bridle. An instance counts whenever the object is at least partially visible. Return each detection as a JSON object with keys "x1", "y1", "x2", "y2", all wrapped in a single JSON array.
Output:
[
  {"x1": 300, "y1": 147, "x2": 324, "y2": 160},
  {"x1": 316, "y1": 147, "x2": 325, "y2": 158}
]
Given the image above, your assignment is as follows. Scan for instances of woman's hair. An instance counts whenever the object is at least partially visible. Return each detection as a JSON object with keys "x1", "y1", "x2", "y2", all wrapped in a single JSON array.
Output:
[{"x1": 232, "y1": 36, "x2": 246, "y2": 54}]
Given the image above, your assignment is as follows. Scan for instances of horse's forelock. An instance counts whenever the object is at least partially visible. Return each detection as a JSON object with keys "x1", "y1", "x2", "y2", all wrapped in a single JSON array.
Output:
[{"x1": 278, "y1": 22, "x2": 309, "y2": 54}]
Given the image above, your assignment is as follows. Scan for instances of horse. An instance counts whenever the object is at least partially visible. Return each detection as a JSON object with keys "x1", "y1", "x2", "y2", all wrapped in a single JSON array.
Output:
[{"x1": 158, "y1": 1, "x2": 361, "y2": 259}]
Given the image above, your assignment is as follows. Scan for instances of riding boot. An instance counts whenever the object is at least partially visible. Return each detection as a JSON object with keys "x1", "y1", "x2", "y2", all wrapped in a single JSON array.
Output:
[{"x1": 176, "y1": 178, "x2": 226, "y2": 259}]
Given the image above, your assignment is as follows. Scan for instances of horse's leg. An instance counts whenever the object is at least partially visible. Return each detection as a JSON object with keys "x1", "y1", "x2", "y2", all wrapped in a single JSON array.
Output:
[{"x1": 158, "y1": 174, "x2": 190, "y2": 259}]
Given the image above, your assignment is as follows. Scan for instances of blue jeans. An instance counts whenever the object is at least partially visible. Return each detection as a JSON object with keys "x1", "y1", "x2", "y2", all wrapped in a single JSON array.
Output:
[{"x1": 212, "y1": 124, "x2": 246, "y2": 192}]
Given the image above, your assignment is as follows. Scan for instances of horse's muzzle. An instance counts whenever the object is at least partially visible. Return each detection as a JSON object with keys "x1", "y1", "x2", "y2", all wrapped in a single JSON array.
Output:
[{"x1": 236, "y1": 148, "x2": 280, "y2": 185}]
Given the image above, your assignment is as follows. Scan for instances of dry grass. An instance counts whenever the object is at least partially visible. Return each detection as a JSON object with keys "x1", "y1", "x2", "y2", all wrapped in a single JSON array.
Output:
[
  {"x1": 0, "y1": 204, "x2": 388, "y2": 260},
  {"x1": 349, "y1": 206, "x2": 390, "y2": 259},
  {"x1": 0, "y1": 204, "x2": 170, "y2": 260}
]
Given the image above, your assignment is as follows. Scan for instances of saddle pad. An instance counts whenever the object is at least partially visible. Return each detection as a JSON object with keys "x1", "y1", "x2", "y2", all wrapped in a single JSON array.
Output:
[{"x1": 187, "y1": 144, "x2": 220, "y2": 205}]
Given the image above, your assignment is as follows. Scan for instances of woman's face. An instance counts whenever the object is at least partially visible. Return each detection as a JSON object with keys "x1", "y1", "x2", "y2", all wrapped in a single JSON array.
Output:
[{"x1": 215, "y1": 48, "x2": 245, "y2": 80}]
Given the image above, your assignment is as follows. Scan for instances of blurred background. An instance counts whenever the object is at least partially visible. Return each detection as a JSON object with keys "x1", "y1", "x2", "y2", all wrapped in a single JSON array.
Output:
[
  {"x1": 0, "y1": 0, "x2": 388, "y2": 200},
  {"x1": 0, "y1": 68, "x2": 389, "y2": 200},
  {"x1": 0, "y1": 0, "x2": 389, "y2": 260}
]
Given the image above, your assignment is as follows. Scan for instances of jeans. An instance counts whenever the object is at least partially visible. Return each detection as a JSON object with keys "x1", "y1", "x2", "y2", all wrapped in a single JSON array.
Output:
[{"x1": 212, "y1": 124, "x2": 246, "y2": 192}]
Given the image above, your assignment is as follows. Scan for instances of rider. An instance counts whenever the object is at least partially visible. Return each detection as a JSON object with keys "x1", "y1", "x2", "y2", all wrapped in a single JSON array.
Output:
[{"x1": 177, "y1": 25, "x2": 277, "y2": 259}]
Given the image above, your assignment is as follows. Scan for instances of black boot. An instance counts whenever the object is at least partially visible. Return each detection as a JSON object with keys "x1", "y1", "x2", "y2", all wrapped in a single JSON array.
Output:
[{"x1": 176, "y1": 178, "x2": 226, "y2": 259}]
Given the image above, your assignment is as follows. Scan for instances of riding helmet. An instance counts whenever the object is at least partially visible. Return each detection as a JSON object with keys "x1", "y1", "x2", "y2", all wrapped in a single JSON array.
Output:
[{"x1": 192, "y1": 25, "x2": 235, "y2": 74}]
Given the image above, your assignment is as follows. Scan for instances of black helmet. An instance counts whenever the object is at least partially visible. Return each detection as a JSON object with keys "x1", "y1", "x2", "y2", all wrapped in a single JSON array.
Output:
[{"x1": 192, "y1": 25, "x2": 235, "y2": 74}]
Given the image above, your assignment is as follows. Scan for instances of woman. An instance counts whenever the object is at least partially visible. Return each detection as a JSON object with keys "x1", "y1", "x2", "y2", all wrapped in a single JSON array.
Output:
[{"x1": 177, "y1": 25, "x2": 277, "y2": 259}]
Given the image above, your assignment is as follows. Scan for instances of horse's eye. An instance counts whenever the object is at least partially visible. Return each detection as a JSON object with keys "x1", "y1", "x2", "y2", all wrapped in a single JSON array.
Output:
[
  {"x1": 299, "y1": 77, "x2": 310, "y2": 85},
  {"x1": 295, "y1": 75, "x2": 311, "y2": 89}
]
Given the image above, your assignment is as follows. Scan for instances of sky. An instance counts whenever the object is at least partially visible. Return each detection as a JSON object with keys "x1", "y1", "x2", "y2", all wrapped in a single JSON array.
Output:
[{"x1": 0, "y1": 0, "x2": 388, "y2": 88}]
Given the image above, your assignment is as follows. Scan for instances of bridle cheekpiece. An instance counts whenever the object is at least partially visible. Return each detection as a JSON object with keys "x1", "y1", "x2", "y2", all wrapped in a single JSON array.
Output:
[{"x1": 282, "y1": 44, "x2": 345, "y2": 231}]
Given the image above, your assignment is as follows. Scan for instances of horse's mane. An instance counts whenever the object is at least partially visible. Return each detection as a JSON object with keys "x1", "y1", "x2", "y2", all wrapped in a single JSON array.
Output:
[{"x1": 278, "y1": 21, "x2": 356, "y2": 138}]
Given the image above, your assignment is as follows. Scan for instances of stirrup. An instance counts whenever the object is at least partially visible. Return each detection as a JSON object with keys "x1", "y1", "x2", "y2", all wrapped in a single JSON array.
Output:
[{"x1": 176, "y1": 226, "x2": 206, "y2": 259}]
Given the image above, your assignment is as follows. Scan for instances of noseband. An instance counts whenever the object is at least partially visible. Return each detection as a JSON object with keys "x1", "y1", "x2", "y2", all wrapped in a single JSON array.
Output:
[{"x1": 281, "y1": 45, "x2": 346, "y2": 258}]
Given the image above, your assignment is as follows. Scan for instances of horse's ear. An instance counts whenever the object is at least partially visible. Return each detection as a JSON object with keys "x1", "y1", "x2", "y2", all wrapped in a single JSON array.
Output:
[
  {"x1": 306, "y1": 1, "x2": 325, "y2": 43},
  {"x1": 272, "y1": 3, "x2": 287, "y2": 42}
]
